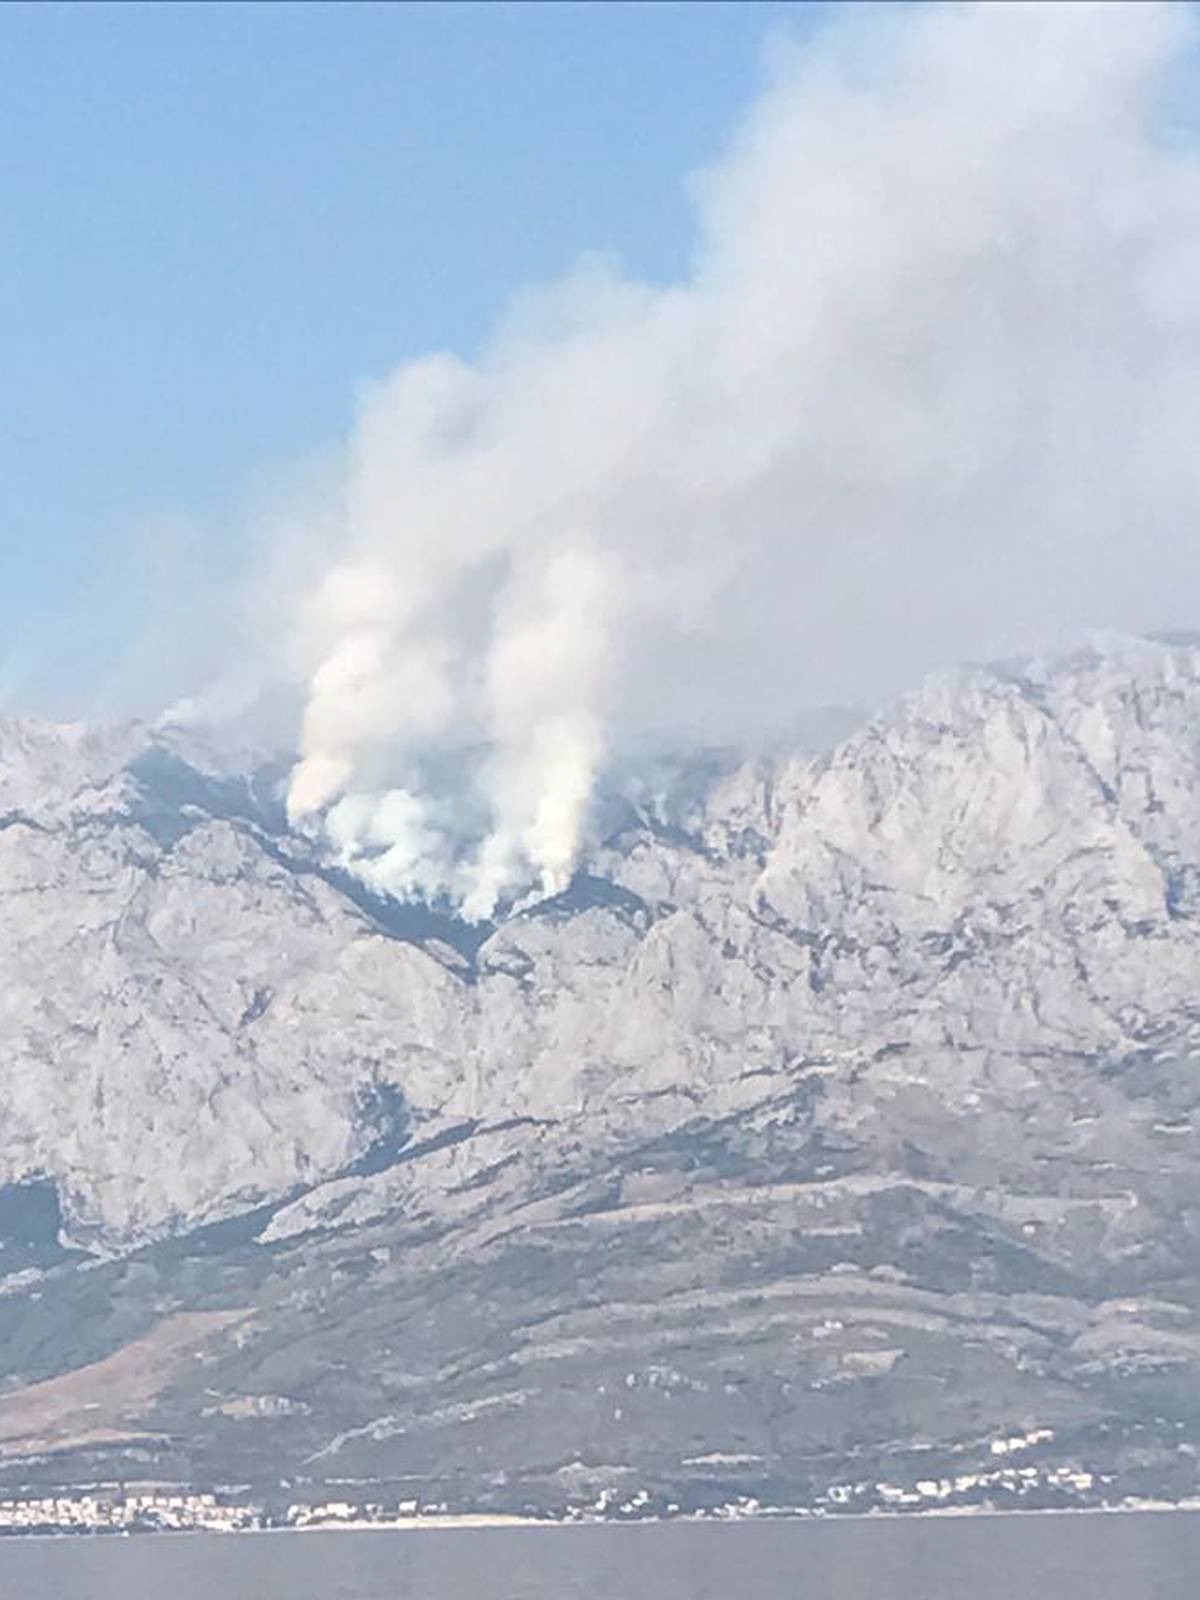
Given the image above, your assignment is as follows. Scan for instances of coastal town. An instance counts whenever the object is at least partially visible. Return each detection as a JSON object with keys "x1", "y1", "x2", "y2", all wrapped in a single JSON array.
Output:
[
  {"x1": 0, "y1": 1491, "x2": 262, "y2": 1536},
  {"x1": 0, "y1": 1427, "x2": 1188, "y2": 1536}
]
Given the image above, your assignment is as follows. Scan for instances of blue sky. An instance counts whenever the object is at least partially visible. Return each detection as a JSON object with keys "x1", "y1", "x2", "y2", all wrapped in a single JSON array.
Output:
[{"x1": 0, "y1": 0, "x2": 822, "y2": 710}]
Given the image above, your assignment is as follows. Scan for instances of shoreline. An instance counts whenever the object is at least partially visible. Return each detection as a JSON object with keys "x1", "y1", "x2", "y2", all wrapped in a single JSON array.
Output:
[
  {"x1": 287, "y1": 1500, "x2": 1200, "y2": 1533},
  {"x1": 4, "y1": 1499, "x2": 1200, "y2": 1544}
]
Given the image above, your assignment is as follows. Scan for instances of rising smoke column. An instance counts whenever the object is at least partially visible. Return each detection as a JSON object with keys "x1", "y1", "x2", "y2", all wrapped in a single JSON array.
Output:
[{"x1": 286, "y1": 1, "x2": 1200, "y2": 917}]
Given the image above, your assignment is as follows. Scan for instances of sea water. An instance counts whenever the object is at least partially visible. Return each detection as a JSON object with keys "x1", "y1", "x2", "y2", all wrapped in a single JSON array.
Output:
[{"x1": 0, "y1": 1510, "x2": 1193, "y2": 1599}]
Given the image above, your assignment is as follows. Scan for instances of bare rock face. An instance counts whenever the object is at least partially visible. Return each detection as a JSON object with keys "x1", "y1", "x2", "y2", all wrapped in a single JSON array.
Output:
[
  {"x1": 3, "y1": 636, "x2": 1200, "y2": 1515},
  {"x1": 0, "y1": 727, "x2": 469, "y2": 1246},
  {"x1": 4, "y1": 637, "x2": 1200, "y2": 1248}
]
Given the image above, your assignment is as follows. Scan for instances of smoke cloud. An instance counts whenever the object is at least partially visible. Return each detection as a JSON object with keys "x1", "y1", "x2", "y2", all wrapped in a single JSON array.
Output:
[{"x1": 278, "y1": 0, "x2": 1200, "y2": 916}]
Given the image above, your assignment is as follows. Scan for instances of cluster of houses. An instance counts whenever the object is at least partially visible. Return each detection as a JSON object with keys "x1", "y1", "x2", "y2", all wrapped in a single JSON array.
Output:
[
  {"x1": 285, "y1": 1497, "x2": 437, "y2": 1526},
  {"x1": 0, "y1": 1491, "x2": 262, "y2": 1534},
  {"x1": 819, "y1": 1428, "x2": 1108, "y2": 1512}
]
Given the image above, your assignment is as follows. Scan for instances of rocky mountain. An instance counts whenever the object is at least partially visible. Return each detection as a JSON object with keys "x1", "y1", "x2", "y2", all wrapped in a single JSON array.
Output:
[{"x1": 2, "y1": 635, "x2": 1200, "y2": 1520}]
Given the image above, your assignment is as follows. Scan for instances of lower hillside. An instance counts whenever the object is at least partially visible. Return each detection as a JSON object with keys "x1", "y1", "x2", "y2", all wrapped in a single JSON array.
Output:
[{"x1": 0, "y1": 1061, "x2": 1199, "y2": 1522}]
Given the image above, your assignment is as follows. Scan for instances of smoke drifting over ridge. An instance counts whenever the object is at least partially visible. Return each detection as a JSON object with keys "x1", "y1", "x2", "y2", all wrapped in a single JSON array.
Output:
[{"x1": 278, "y1": 0, "x2": 1200, "y2": 917}]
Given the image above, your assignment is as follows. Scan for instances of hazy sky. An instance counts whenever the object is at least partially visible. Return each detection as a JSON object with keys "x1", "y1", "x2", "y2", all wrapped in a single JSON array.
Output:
[
  {"x1": 10, "y1": 2, "x2": 1200, "y2": 914},
  {"x1": 0, "y1": 0, "x2": 819, "y2": 709}
]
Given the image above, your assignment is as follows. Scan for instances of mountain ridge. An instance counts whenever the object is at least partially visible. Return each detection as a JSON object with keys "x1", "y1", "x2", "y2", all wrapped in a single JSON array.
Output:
[{"x1": 1, "y1": 635, "x2": 1199, "y2": 1517}]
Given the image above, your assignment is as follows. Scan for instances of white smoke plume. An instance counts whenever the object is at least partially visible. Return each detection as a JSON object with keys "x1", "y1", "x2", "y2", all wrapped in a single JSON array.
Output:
[{"x1": 282, "y1": 0, "x2": 1200, "y2": 917}]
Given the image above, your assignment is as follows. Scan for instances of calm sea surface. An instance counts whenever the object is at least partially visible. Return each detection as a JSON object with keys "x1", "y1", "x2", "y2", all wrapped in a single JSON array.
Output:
[{"x1": 0, "y1": 1511, "x2": 1195, "y2": 1599}]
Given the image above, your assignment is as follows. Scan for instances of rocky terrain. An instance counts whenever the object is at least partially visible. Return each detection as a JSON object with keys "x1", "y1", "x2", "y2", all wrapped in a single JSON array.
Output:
[{"x1": 1, "y1": 634, "x2": 1200, "y2": 1519}]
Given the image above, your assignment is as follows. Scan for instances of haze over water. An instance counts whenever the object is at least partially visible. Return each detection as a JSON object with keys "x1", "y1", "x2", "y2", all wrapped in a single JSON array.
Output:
[{"x1": 0, "y1": 1513, "x2": 1193, "y2": 1599}]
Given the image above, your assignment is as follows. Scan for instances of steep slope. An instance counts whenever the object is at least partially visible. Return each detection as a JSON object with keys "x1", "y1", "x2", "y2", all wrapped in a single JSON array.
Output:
[
  {"x1": 1, "y1": 637, "x2": 1200, "y2": 1517},
  {"x1": 0, "y1": 726, "x2": 469, "y2": 1247}
]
